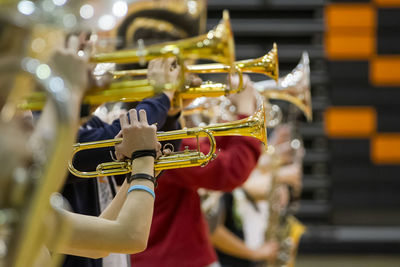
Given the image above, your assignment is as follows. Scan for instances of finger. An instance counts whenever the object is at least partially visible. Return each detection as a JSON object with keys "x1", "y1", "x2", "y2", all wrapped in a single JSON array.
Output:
[
  {"x1": 147, "y1": 59, "x2": 155, "y2": 78},
  {"x1": 119, "y1": 113, "x2": 129, "y2": 129},
  {"x1": 163, "y1": 148, "x2": 172, "y2": 156},
  {"x1": 67, "y1": 35, "x2": 80, "y2": 54},
  {"x1": 138, "y1": 109, "x2": 148, "y2": 125},
  {"x1": 156, "y1": 142, "x2": 162, "y2": 151},
  {"x1": 81, "y1": 41, "x2": 92, "y2": 61},
  {"x1": 155, "y1": 142, "x2": 162, "y2": 158},
  {"x1": 114, "y1": 130, "x2": 123, "y2": 139},
  {"x1": 190, "y1": 76, "x2": 202, "y2": 87},
  {"x1": 163, "y1": 58, "x2": 170, "y2": 83},
  {"x1": 167, "y1": 57, "x2": 177, "y2": 71},
  {"x1": 128, "y1": 109, "x2": 138, "y2": 126}
]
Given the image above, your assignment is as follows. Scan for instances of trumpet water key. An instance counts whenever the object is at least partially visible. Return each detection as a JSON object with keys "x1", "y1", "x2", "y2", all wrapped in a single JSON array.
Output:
[{"x1": 68, "y1": 102, "x2": 268, "y2": 178}]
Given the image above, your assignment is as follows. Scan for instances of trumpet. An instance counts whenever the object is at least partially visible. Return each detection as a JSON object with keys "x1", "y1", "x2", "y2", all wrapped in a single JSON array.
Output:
[
  {"x1": 68, "y1": 102, "x2": 268, "y2": 178},
  {"x1": 19, "y1": 45, "x2": 279, "y2": 111},
  {"x1": 91, "y1": 10, "x2": 234, "y2": 66},
  {"x1": 105, "y1": 44, "x2": 279, "y2": 105},
  {"x1": 255, "y1": 51, "x2": 312, "y2": 121},
  {"x1": 110, "y1": 43, "x2": 279, "y2": 85},
  {"x1": 18, "y1": 10, "x2": 235, "y2": 111}
]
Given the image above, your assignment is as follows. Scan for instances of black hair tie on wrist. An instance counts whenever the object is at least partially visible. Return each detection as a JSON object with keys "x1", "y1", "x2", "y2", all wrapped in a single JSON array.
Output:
[
  {"x1": 131, "y1": 149, "x2": 157, "y2": 160},
  {"x1": 128, "y1": 173, "x2": 157, "y2": 187}
]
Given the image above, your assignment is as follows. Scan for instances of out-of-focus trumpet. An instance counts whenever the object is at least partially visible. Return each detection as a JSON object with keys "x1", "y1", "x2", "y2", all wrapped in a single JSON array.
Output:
[
  {"x1": 91, "y1": 10, "x2": 234, "y2": 66},
  {"x1": 19, "y1": 45, "x2": 279, "y2": 111},
  {"x1": 105, "y1": 43, "x2": 278, "y2": 104},
  {"x1": 254, "y1": 51, "x2": 312, "y2": 121},
  {"x1": 68, "y1": 102, "x2": 268, "y2": 178},
  {"x1": 110, "y1": 43, "x2": 279, "y2": 83},
  {"x1": 183, "y1": 96, "x2": 282, "y2": 129},
  {"x1": 18, "y1": 10, "x2": 235, "y2": 110}
]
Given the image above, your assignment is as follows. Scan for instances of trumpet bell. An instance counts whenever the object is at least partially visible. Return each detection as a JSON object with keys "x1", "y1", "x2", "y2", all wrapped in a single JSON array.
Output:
[
  {"x1": 254, "y1": 51, "x2": 312, "y2": 121},
  {"x1": 235, "y1": 43, "x2": 279, "y2": 82}
]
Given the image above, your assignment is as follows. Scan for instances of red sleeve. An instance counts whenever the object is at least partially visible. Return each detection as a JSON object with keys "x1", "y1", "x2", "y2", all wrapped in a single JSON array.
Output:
[{"x1": 161, "y1": 135, "x2": 262, "y2": 191}]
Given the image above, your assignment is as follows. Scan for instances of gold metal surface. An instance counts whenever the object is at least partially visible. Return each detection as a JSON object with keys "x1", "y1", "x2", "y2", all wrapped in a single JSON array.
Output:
[{"x1": 68, "y1": 102, "x2": 267, "y2": 178}]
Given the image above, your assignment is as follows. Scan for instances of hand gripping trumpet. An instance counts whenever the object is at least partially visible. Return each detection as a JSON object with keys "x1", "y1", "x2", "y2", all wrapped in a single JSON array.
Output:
[{"x1": 68, "y1": 102, "x2": 268, "y2": 178}]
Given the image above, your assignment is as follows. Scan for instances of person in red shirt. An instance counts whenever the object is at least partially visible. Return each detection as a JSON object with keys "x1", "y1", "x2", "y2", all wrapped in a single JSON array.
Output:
[{"x1": 131, "y1": 75, "x2": 263, "y2": 267}]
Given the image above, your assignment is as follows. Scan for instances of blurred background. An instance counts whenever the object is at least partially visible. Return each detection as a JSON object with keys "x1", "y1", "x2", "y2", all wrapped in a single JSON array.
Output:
[{"x1": 207, "y1": 0, "x2": 400, "y2": 266}]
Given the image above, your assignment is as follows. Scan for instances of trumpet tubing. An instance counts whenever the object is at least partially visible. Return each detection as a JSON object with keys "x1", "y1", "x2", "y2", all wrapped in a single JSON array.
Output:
[{"x1": 68, "y1": 102, "x2": 267, "y2": 178}]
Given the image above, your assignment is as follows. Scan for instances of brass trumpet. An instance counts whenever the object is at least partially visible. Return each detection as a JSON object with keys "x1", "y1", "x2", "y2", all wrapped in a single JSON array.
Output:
[
  {"x1": 103, "y1": 43, "x2": 279, "y2": 104},
  {"x1": 82, "y1": 44, "x2": 278, "y2": 105},
  {"x1": 254, "y1": 52, "x2": 312, "y2": 121},
  {"x1": 91, "y1": 10, "x2": 234, "y2": 66},
  {"x1": 19, "y1": 45, "x2": 279, "y2": 110},
  {"x1": 68, "y1": 102, "x2": 267, "y2": 178},
  {"x1": 18, "y1": 10, "x2": 235, "y2": 110},
  {"x1": 110, "y1": 42, "x2": 279, "y2": 84}
]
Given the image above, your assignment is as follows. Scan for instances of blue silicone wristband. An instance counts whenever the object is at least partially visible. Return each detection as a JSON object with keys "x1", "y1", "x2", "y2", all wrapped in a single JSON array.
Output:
[{"x1": 127, "y1": 185, "x2": 155, "y2": 199}]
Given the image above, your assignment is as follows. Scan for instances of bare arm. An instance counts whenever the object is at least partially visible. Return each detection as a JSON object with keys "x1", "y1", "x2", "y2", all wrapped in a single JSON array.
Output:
[
  {"x1": 242, "y1": 168, "x2": 273, "y2": 201},
  {"x1": 211, "y1": 224, "x2": 278, "y2": 262},
  {"x1": 56, "y1": 109, "x2": 157, "y2": 258}
]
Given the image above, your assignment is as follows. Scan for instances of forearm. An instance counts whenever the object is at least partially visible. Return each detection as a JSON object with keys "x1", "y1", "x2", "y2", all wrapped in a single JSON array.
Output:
[
  {"x1": 58, "y1": 157, "x2": 155, "y2": 256},
  {"x1": 99, "y1": 180, "x2": 129, "y2": 220},
  {"x1": 243, "y1": 171, "x2": 273, "y2": 201},
  {"x1": 211, "y1": 225, "x2": 256, "y2": 261}
]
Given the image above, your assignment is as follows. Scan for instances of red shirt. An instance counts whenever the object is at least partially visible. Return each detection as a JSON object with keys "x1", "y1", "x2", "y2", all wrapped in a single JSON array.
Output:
[{"x1": 131, "y1": 135, "x2": 261, "y2": 267}]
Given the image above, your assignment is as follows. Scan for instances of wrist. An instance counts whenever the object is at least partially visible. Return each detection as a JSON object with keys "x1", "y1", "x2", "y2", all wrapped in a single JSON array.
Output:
[
  {"x1": 250, "y1": 249, "x2": 260, "y2": 261},
  {"x1": 131, "y1": 156, "x2": 154, "y2": 175}
]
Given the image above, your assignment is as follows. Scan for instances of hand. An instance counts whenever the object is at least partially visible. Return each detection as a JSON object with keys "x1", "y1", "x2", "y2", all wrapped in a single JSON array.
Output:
[
  {"x1": 147, "y1": 57, "x2": 181, "y2": 100},
  {"x1": 228, "y1": 74, "x2": 256, "y2": 116},
  {"x1": 269, "y1": 124, "x2": 291, "y2": 148},
  {"x1": 276, "y1": 163, "x2": 302, "y2": 195},
  {"x1": 276, "y1": 185, "x2": 290, "y2": 210},
  {"x1": 115, "y1": 109, "x2": 158, "y2": 159},
  {"x1": 49, "y1": 35, "x2": 90, "y2": 95},
  {"x1": 252, "y1": 241, "x2": 279, "y2": 262}
]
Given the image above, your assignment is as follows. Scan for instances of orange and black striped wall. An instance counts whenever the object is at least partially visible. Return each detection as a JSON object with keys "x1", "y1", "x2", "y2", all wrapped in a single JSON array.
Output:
[{"x1": 324, "y1": 0, "x2": 400, "y2": 223}]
